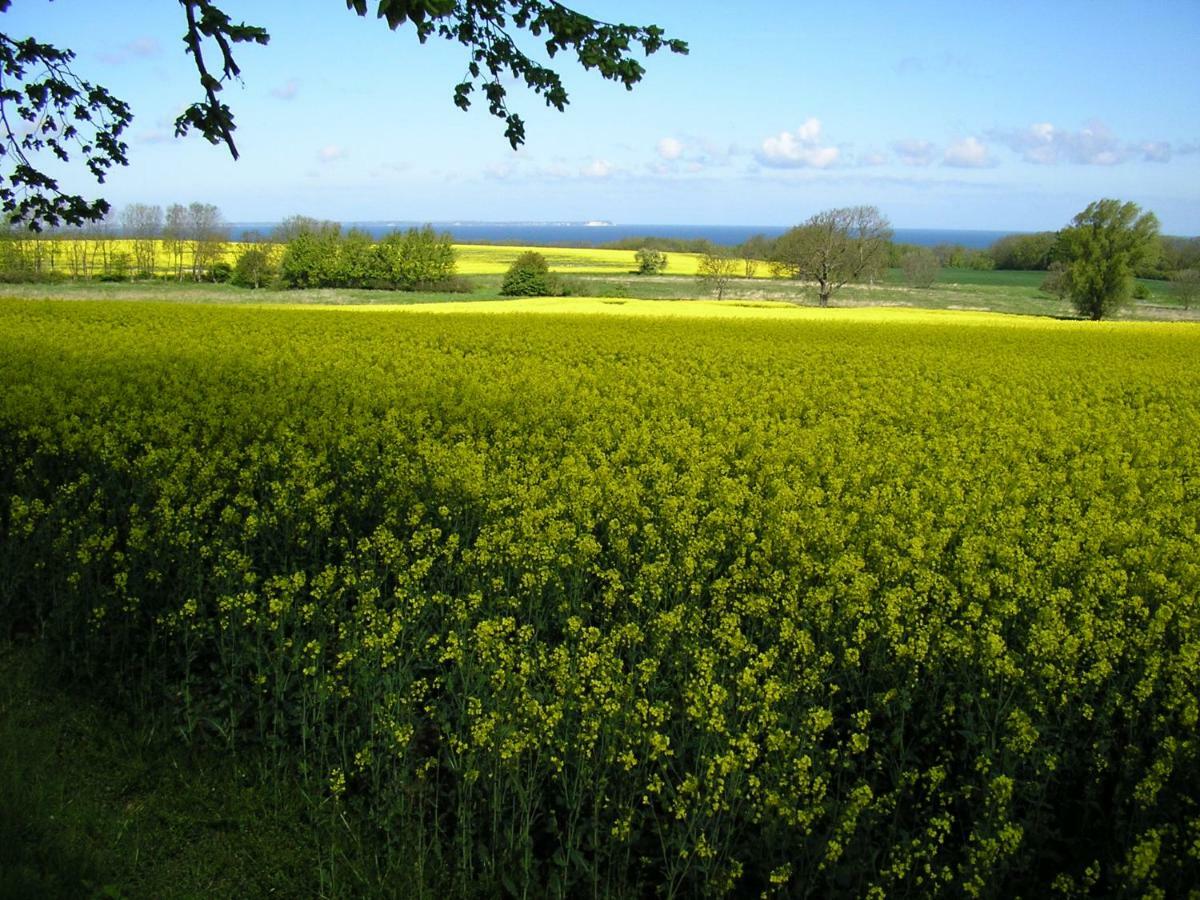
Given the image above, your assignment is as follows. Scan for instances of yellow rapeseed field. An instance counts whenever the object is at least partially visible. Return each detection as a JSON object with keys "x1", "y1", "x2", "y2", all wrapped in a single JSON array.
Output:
[
  {"x1": 2, "y1": 298, "x2": 1197, "y2": 897},
  {"x1": 6, "y1": 237, "x2": 749, "y2": 278}
]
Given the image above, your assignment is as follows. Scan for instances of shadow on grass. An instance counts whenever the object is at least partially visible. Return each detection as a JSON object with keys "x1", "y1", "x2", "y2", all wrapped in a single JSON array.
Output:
[{"x1": 0, "y1": 642, "x2": 355, "y2": 899}]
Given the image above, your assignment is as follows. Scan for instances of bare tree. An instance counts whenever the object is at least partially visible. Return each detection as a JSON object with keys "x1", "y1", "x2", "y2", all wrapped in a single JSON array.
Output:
[
  {"x1": 1169, "y1": 269, "x2": 1199, "y2": 311},
  {"x1": 697, "y1": 251, "x2": 739, "y2": 300},
  {"x1": 900, "y1": 247, "x2": 940, "y2": 288},
  {"x1": 738, "y1": 234, "x2": 771, "y2": 278},
  {"x1": 121, "y1": 203, "x2": 162, "y2": 277},
  {"x1": 186, "y1": 202, "x2": 227, "y2": 280},
  {"x1": 163, "y1": 203, "x2": 188, "y2": 280},
  {"x1": 772, "y1": 206, "x2": 892, "y2": 307},
  {"x1": 87, "y1": 209, "x2": 115, "y2": 276}
]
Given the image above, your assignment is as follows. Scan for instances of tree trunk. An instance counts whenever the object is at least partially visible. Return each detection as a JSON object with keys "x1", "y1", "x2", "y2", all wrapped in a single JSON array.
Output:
[{"x1": 818, "y1": 281, "x2": 830, "y2": 307}]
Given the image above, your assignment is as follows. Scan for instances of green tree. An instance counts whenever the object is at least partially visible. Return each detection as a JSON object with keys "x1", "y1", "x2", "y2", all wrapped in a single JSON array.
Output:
[
  {"x1": 989, "y1": 232, "x2": 1057, "y2": 270},
  {"x1": 696, "y1": 251, "x2": 738, "y2": 300},
  {"x1": 501, "y1": 251, "x2": 559, "y2": 296},
  {"x1": 1056, "y1": 199, "x2": 1160, "y2": 320},
  {"x1": 635, "y1": 247, "x2": 668, "y2": 275},
  {"x1": 231, "y1": 247, "x2": 275, "y2": 289},
  {"x1": 278, "y1": 220, "x2": 342, "y2": 288},
  {"x1": 376, "y1": 226, "x2": 457, "y2": 289},
  {"x1": 771, "y1": 206, "x2": 892, "y2": 307},
  {"x1": 0, "y1": 2, "x2": 686, "y2": 231}
]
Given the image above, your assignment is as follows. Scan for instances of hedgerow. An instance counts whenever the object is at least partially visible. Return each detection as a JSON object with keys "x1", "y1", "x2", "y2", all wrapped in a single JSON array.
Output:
[{"x1": 1, "y1": 300, "x2": 1198, "y2": 897}]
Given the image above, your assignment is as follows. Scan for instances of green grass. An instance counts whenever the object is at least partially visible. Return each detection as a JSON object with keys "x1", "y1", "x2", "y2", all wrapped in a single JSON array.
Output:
[
  {"x1": 0, "y1": 264, "x2": 1192, "y2": 322},
  {"x1": 0, "y1": 642, "x2": 395, "y2": 899}
]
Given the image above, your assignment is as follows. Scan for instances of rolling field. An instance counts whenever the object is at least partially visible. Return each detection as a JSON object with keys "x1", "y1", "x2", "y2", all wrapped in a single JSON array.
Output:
[{"x1": 2, "y1": 297, "x2": 1198, "y2": 896}]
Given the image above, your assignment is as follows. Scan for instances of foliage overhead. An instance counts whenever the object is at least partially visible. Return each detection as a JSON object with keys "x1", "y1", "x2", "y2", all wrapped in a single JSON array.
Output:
[
  {"x1": 0, "y1": 1, "x2": 687, "y2": 231},
  {"x1": 0, "y1": 1, "x2": 132, "y2": 230}
]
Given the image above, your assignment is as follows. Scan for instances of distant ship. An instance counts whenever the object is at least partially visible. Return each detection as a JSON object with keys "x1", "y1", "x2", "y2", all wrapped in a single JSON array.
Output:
[{"x1": 584, "y1": 220, "x2": 613, "y2": 227}]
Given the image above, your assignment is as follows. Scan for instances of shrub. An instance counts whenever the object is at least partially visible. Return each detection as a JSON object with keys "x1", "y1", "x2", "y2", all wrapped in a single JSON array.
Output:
[
  {"x1": 500, "y1": 251, "x2": 560, "y2": 296},
  {"x1": 634, "y1": 247, "x2": 668, "y2": 275},
  {"x1": 1132, "y1": 281, "x2": 1151, "y2": 300},
  {"x1": 900, "y1": 247, "x2": 940, "y2": 288}
]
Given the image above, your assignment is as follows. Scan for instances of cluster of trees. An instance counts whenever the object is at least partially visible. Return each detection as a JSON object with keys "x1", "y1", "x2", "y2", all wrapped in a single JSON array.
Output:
[
  {"x1": 0, "y1": 201, "x2": 230, "y2": 282},
  {"x1": 685, "y1": 198, "x2": 1184, "y2": 319},
  {"x1": 276, "y1": 219, "x2": 459, "y2": 291},
  {"x1": 690, "y1": 207, "x2": 894, "y2": 305},
  {"x1": 0, "y1": 207, "x2": 463, "y2": 293}
]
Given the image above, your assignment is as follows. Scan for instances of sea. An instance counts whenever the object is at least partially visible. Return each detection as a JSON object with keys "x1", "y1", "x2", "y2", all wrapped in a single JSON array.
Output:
[{"x1": 228, "y1": 221, "x2": 1014, "y2": 249}]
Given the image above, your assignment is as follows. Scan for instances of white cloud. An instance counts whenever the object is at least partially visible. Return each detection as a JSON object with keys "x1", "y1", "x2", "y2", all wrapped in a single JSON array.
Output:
[
  {"x1": 318, "y1": 145, "x2": 347, "y2": 163},
  {"x1": 892, "y1": 139, "x2": 937, "y2": 167},
  {"x1": 758, "y1": 118, "x2": 840, "y2": 168},
  {"x1": 943, "y1": 137, "x2": 995, "y2": 168},
  {"x1": 858, "y1": 150, "x2": 888, "y2": 167},
  {"x1": 987, "y1": 120, "x2": 1155, "y2": 166},
  {"x1": 1139, "y1": 141, "x2": 1171, "y2": 163},
  {"x1": 657, "y1": 137, "x2": 684, "y2": 161},
  {"x1": 580, "y1": 159, "x2": 614, "y2": 179},
  {"x1": 271, "y1": 79, "x2": 300, "y2": 101}
]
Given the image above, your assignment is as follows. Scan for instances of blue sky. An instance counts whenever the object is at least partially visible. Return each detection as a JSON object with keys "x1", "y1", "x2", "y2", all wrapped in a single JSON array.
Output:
[{"x1": 7, "y1": 0, "x2": 1200, "y2": 231}]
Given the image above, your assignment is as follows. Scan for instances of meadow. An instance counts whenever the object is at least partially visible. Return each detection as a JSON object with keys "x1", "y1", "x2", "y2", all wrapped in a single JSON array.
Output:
[{"x1": 1, "y1": 297, "x2": 1198, "y2": 897}]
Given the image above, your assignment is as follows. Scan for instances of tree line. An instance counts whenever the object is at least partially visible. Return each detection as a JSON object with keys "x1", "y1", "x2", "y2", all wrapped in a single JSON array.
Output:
[
  {"x1": 0, "y1": 207, "x2": 463, "y2": 292},
  {"x1": 680, "y1": 199, "x2": 1195, "y2": 318}
]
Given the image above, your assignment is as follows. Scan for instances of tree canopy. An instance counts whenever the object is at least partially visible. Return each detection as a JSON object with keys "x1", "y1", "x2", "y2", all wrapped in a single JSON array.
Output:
[
  {"x1": 771, "y1": 206, "x2": 892, "y2": 307},
  {"x1": 0, "y1": 1, "x2": 687, "y2": 230},
  {"x1": 1055, "y1": 199, "x2": 1159, "y2": 320}
]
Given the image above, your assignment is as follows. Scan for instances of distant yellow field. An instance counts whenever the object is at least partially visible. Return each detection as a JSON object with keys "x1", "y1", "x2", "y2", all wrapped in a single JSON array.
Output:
[
  {"x1": 295, "y1": 296, "x2": 1181, "y2": 332},
  {"x1": 5, "y1": 238, "x2": 760, "y2": 279},
  {"x1": 452, "y1": 244, "x2": 744, "y2": 277}
]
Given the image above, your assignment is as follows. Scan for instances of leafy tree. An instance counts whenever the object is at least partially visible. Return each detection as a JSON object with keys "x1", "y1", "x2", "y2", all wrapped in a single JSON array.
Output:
[
  {"x1": 1168, "y1": 269, "x2": 1199, "y2": 310},
  {"x1": 900, "y1": 246, "x2": 940, "y2": 288},
  {"x1": 501, "y1": 251, "x2": 559, "y2": 296},
  {"x1": 989, "y1": 232, "x2": 1057, "y2": 270},
  {"x1": 278, "y1": 220, "x2": 343, "y2": 288},
  {"x1": 771, "y1": 206, "x2": 892, "y2": 307},
  {"x1": 231, "y1": 246, "x2": 275, "y2": 289},
  {"x1": 1055, "y1": 199, "x2": 1160, "y2": 320},
  {"x1": 1, "y1": 2, "x2": 686, "y2": 231},
  {"x1": 696, "y1": 251, "x2": 738, "y2": 300},
  {"x1": 376, "y1": 225, "x2": 456, "y2": 289},
  {"x1": 338, "y1": 228, "x2": 379, "y2": 286},
  {"x1": 1160, "y1": 236, "x2": 1200, "y2": 273},
  {"x1": 635, "y1": 247, "x2": 668, "y2": 275}
]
